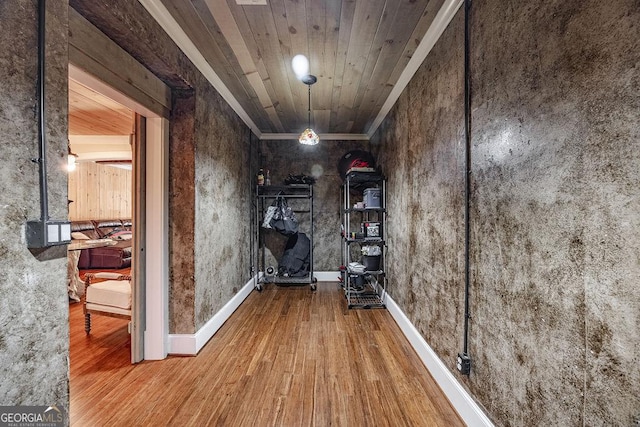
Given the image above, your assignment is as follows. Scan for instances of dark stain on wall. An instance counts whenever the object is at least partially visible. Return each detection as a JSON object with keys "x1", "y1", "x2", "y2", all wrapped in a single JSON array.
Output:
[{"x1": 373, "y1": 0, "x2": 640, "y2": 425}]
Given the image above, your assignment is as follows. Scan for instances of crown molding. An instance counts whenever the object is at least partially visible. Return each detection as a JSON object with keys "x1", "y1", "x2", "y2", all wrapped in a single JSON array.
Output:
[{"x1": 258, "y1": 133, "x2": 369, "y2": 141}]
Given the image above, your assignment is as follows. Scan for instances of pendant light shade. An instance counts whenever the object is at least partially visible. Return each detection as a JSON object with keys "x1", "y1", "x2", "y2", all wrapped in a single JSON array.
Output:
[{"x1": 299, "y1": 128, "x2": 319, "y2": 145}]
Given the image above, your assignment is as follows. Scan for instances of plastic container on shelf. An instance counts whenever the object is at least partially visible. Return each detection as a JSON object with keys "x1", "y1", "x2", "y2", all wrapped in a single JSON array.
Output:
[
  {"x1": 362, "y1": 255, "x2": 380, "y2": 271},
  {"x1": 363, "y1": 187, "x2": 381, "y2": 208}
]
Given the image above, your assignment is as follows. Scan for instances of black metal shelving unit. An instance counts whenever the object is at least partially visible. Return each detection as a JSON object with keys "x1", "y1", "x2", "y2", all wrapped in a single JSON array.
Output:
[
  {"x1": 341, "y1": 171, "x2": 387, "y2": 308},
  {"x1": 255, "y1": 184, "x2": 317, "y2": 291}
]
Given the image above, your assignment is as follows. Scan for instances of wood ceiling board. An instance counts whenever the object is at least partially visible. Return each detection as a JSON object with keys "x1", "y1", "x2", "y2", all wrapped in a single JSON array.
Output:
[
  {"x1": 306, "y1": 0, "x2": 343, "y2": 131},
  {"x1": 329, "y1": 0, "x2": 357, "y2": 133},
  {"x1": 366, "y1": 0, "x2": 463, "y2": 137},
  {"x1": 159, "y1": 0, "x2": 274, "y2": 131},
  {"x1": 139, "y1": 0, "x2": 263, "y2": 136},
  {"x1": 196, "y1": 0, "x2": 284, "y2": 132},
  {"x1": 334, "y1": 0, "x2": 387, "y2": 133},
  {"x1": 349, "y1": 0, "x2": 401, "y2": 126},
  {"x1": 353, "y1": 1, "x2": 399, "y2": 96},
  {"x1": 190, "y1": 0, "x2": 275, "y2": 131},
  {"x1": 363, "y1": 0, "x2": 446, "y2": 130},
  {"x1": 320, "y1": 0, "x2": 342, "y2": 114},
  {"x1": 236, "y1": 1, "x2": 299, "y2": 131},
  {"x1": 70, "y1": 79, "x2": 132, "y2": 114},
  {"x1": 147, "y1": 0, "x2": 457, "y2": 138},
  {"x1": 205, "y1": 0, "x2": 284, "y2": 132},
  {"x1": 352, "y1": 0, "x2": 434, "y2": 131},
  {"x1": 305, "y1": 0, "x2": 329, "y2": 114},
  {"x1": 274, "y1": 0, "x2": 309, "y2": 126},
  {"x1": 313, "y1": 109, "x2": 331, "y2": 134},
  {"x1": 69, "y1": 79, "x2": 134, "y2": 136}
]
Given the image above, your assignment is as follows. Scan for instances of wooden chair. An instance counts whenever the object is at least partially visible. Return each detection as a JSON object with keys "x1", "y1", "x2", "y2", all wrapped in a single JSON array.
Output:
[{"x1": 83, "y1": 272, "x2": 132, "y2": 334}]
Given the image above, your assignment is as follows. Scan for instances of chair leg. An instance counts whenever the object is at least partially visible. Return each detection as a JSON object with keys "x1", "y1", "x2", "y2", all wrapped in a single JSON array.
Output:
[{"x1": 85, "y1": 313, "x2": 91, "y2": 334}]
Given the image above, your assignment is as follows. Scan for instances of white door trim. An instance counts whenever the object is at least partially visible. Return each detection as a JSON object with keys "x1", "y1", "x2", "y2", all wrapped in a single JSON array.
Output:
[{"x1": 144, "y1": 117, "x2": 169, "y2": 360}]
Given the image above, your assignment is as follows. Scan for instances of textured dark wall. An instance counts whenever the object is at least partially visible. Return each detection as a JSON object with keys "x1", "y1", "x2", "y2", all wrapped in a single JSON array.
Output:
[
  {"x1": 373, "y1": 2, "x2": 466, "y2": 391},
  {"x1": 71, "y1": 0, "x2": 252, "y2": 334},
  {"x1": 260, "y1": 140, "x2": 369, "y2": 271},
  {"x1": 373, "y1": 1, "x2": 640, "y2": 425},
  {"x1": 0, "y1": 0, "x2": 70, "y2": 412},
  {"x1": 193, "y1": 82, "x2": 251, "y2": 329},
  {"x1": 169, "y1": 91, "x2": 197, "y2": 333}
]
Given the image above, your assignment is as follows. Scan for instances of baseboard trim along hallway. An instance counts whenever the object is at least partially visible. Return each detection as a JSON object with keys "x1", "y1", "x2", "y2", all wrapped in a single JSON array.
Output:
[
  {"x1": 384, "y1": 291, "x2": 494, "y2": 427},
  {"x1": 168, "y1": 273, "x2": 261, "y2": 355},
  {"x1": 168, "y1": 271, "x2": 493, "y2": 426}
]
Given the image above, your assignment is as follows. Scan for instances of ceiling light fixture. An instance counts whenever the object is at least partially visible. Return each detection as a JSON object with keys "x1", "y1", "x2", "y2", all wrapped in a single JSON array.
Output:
[
  {"x1": 292, "y1": 55, "x2": 319, "y2": 145},
  {"x1": 291, "y1": 54, "x2": 309, "y2": 79}
]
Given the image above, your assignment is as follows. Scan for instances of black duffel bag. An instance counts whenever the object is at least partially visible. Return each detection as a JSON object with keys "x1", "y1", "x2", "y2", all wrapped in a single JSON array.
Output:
[{"x1": 278, "y1": 232, "x2": 310, "y2": 277}]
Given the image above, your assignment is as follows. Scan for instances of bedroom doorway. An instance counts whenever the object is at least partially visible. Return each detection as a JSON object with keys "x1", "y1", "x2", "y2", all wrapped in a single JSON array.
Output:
[
  {"x1": 68, "y1": 72, "x2": 139, "y2": 363},
  {"x1": 69, "y1": 63, "x2": 170, "y2": 363},
  {"x1": 67, "y1": 64, "x2": 169, "y2": 364}
]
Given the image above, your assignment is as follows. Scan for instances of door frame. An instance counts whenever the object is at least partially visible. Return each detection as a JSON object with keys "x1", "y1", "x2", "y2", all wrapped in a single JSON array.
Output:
[{"x1": 69, "y1": 65, "x2": 170, "y2": 361}]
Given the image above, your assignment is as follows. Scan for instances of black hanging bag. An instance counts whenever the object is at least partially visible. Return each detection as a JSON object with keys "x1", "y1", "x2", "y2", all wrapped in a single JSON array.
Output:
[{"x1": 270, "y1": 196, "x2": 298, "y2": 236}]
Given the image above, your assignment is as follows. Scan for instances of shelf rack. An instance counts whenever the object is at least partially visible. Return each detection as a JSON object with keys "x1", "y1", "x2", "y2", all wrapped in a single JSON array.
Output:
[
  {"x1": 255, "y1": 184, "x2": 317, "y2": 291},
  {"x1": 341, "y1": 171, "x2": 387, "y2": 308}
]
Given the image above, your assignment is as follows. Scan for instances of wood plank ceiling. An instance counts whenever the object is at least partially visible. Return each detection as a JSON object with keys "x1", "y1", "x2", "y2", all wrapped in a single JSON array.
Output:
[
  {"x1": 155, "y1": 0, "x2": 447, "y2": 137},
  {"x1": 68, "y1": 78, "x2": 133, "y2": 136},
  {"x1": 68, "y1": 78, "x2": 134, "y2": 163}
]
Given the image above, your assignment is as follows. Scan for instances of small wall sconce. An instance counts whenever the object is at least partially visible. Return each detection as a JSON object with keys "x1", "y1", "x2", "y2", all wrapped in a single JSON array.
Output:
[{"x1": 67, "y1": 143, "x2": 78, "y2": 172}]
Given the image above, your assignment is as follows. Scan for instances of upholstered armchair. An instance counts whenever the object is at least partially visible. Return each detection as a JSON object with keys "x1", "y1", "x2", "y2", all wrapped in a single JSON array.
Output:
[{"x1": 83, "y1": 272, "x2": 132, "y2": 334}]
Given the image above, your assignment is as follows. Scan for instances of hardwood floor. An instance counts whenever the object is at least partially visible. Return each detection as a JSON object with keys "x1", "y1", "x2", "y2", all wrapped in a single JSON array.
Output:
[{"x1": 69, "y1": 283, "x2": 464, "y2": 426}]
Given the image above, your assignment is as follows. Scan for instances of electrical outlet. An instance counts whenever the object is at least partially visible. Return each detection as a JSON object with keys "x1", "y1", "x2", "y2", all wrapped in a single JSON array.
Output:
[
  {"x1": 26, "y1": 219, "x2": 71, "y2": 248},
  {"x1": 457, "y1": 353, "x2": 471, "y2": 375}
]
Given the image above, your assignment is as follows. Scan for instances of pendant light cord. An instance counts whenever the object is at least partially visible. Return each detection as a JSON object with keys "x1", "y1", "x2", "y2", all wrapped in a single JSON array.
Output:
[{"x1": 307, "y1": 83, "x2": 312, "y2": 128}]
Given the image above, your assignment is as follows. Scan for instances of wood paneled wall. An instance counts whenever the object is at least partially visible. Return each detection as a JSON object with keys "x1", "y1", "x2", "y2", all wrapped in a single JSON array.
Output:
[{"x1": 68, "y1": 162, "x2": 132, "y2": 220}]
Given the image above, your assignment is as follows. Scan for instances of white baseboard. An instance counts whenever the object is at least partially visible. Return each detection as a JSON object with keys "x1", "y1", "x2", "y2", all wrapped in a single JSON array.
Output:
[
  {"x1": 384, "y1": 291, "x2": 494, "y2": 427},
  {"x1": 168, "y1": 273, "x2": 260, "y2": 355}
]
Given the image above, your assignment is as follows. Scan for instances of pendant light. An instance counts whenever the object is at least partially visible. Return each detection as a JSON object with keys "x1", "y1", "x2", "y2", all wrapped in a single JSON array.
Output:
[
  {"x1": 292, "y1": 54, "x2": 319, "y2": 145},
  {"x1": 299, "y1": 74, "x2": 318, "y2": 145}
]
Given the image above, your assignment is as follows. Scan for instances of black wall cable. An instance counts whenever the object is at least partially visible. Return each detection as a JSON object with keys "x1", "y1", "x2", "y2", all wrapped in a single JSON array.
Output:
[
  {"x1": 35, "y1": 0, "x2": 49, "y2": 222},
  {"x1": 458, "y1": 0, "x2": 473, "y2": 376}
]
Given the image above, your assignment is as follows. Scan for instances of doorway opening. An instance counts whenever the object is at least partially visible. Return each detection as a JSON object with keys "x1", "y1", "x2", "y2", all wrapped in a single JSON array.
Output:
[
  {"x1": 67, "y1": 64, "x2": 169, "y2": 369},
  {"x1": 68, "y1": 74, "x2": 137, "y2": 367}
]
